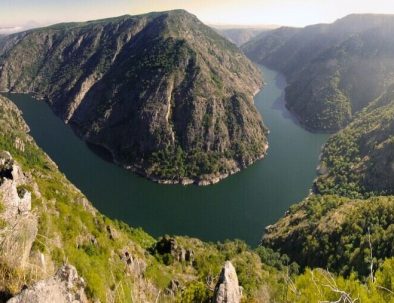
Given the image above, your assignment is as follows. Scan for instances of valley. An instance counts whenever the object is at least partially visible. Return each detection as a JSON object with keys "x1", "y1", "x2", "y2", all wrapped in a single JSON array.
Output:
[
  {"x1": 0, "y1": 6, "x2": 394, "y2": 303},
  {"x1": 4, "y1": 66, "x2": 328, "y2": 245}
]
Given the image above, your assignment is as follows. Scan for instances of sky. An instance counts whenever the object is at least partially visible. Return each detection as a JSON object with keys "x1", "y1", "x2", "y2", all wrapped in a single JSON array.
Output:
[{"x1": 2, "y1": 0, "x2": 394, "y2": 30}]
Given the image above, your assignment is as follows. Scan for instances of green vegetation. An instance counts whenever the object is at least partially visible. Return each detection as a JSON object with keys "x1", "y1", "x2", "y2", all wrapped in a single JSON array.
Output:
[
  {"x1": 149, "y1": 146, "x2": 231, "y2": 180},
  {"x1": 0, "y1": 80, "x2": 393, "y2": 302},
  {"x1": 263, "y1": 195, "x2": 394, "y2": 278},
  {"x1": 288, "y1": 261, "x2": 394, "y2": 303},
  {"x1": 316, "y1": 85, "x2": 394, "y2": 197}
]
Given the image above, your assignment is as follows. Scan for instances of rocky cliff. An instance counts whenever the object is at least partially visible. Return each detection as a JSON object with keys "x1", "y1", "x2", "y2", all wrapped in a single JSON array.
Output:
[
  {"x1": 7, "y1": 265, "x2": 87, "y2": 303},
  {"x1": 0, "y1": 10, "x2": 267, "y2": 185}
]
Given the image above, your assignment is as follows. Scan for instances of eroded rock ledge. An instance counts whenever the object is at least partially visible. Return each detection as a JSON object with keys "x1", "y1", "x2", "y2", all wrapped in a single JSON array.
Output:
[{"x1": 7, "y1": 265, "x2": 88, "y2": 303}]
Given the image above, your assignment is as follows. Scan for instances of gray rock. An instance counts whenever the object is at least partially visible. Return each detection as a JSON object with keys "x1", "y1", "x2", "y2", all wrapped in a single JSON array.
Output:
[
  {"x1": 7, "y1": 264, "x2": 88, "y2": 303},
  {"x1": 1, "y1": 213, "x2": 37, "y2": 268},
  {"x1": 0, "y1": 151, "x2": 37, "y2": 268},
  {"x1": 213, "y1": 261, "x2": 242, "y2": 303}
]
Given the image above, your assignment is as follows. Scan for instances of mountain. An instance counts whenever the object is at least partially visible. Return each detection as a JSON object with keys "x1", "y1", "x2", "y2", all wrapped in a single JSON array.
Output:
[
  {"x1": 243, "y1": 14, "x2": 394, "y2": 132},
  {"x1": 0, "y1": 10, "x2": 267, "y2": 185}
]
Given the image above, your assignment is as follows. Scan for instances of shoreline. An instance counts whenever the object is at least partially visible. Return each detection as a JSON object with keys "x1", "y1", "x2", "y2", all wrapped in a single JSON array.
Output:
[
  {"x1": 4, "y1": 88, "x2": 270, "y2": 187},
  {"x1": 116, "y1": 143, "x2": 269, "y2": 187}
]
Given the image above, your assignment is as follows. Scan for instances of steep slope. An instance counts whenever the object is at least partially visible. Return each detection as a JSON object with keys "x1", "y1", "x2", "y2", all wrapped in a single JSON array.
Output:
[
  {"x1": 0, "y1": 10, "x2": 267, "y2": 185},
  {"x1": 263, "y1": 195, "x2": 394, "y2": 276},
  {"x1": 315, "y1": 85, "x2": 394, "y2": 197},
  {"x1": 243, "y1": 14, "x2": 394, "y2": 132}
]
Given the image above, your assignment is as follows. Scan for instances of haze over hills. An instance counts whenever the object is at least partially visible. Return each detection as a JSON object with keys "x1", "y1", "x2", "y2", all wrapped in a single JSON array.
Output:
[
  {"x1": 212, "y1": 24, "x2": 280, "y2": 46},
  {"x1": 243, "y1": 14, "x2": 394, "y2": 132},
  {"x1": 0, "y1": 10, "x2": 267, "y2": 185}
]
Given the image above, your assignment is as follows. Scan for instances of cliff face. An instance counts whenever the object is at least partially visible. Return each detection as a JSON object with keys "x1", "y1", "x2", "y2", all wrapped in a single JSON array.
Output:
[
  {"x1": 0, "y1": 10, "x2": 267, "y2": 185},
  {"x1": 243, "y1": 14, "x2": 394, "y2": 132}
]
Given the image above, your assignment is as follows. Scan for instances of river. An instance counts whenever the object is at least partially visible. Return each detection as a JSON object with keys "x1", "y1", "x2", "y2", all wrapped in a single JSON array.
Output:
[{"x1": 4, "y1": 66, "x2": 328, "y2": 245}]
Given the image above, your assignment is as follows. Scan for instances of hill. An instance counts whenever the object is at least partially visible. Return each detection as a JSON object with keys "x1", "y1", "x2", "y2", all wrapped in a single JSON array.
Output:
[{"x1": 0, "y1": 10, "x2": 267, "y2": 185}]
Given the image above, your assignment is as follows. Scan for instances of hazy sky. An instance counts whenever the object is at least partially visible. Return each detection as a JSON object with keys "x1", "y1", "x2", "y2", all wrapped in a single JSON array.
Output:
[{"x1": 2, "y1": 0, "x2": 394, "y2": 28}]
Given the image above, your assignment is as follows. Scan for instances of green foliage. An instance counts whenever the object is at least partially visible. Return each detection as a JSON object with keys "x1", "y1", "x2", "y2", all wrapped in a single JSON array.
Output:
[
  {"x1": 256, "y1": 246, "x2": 299, "y2": 275},
  {"x1": 316, "y1": 86, "x2": 394, "y2": 197},
  {"x1": 148, "y1": 146, "x2": 231, "y2": 180},
  {"x1": 287, "y1": 263, "x2": 394, "y2": 303},
  {"x1": 264, "y1": 195, "x2": 394, "y2": 277},
  {"x1": 178, "y1": 281, "x2": 211, "y2": 303}
]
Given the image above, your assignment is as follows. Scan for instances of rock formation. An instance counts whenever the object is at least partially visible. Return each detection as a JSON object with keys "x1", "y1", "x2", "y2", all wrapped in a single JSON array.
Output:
[
  {"x1": 7, "y1": 264, "x2": 88, "y2": 303},
  {"x1": 151, "y1": 236, "x2": 194, "y2": 265},
  {"x1": 213, "y1": 261, "x2": 242, "y2": 303},
  {"x1": 0, "y1": 151, "x2": 37, "y2": 268}
]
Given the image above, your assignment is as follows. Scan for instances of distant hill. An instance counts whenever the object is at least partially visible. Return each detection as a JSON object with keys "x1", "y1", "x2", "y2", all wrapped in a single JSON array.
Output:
[
  {"x1": 213, "y1": 25, "x2": 279, "y2": 46},
  {"x1": 243, "y1": 14, "x2": 394, "y2": 132},
  {"x1": 0, "y1": 10, "x2": 267, "y2": 185}
]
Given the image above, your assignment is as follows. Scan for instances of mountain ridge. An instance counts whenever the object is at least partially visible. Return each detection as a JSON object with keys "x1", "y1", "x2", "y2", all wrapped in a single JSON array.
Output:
[{"x1": 243, "y1": 13, "x2": 394, "y2": 132}]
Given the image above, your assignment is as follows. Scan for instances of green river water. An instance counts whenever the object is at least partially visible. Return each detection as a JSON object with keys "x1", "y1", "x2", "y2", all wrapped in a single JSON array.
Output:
[{"x1": 5, "y1": 66, "x2": 329, "y2": 245}]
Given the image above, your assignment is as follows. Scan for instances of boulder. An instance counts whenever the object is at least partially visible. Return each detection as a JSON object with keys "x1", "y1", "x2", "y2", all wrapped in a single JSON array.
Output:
[
  {"x1": 7, "y1": 264, "x2": 88, "y2": 303},
  {"x1": 213, "y1": 261, "x2": 242, "y2": 303}
]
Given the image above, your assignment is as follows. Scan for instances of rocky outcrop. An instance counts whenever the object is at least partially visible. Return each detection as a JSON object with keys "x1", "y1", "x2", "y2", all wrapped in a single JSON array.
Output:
[
  {"x1": 0, "y1": 151, "x2": 37, "y2": 268},
  {"x1": 151, "y1": 236, "x2": 194, "y2": 265},
  {"x1": 0, "y1": 10, "x2": 267, "y2": 185},
  {"x1": 213, "y1": 261, "x2": 242, "y2": 303},
  {"x1": 7, "y1": 264, "x2": 88, "y2": 303}
]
